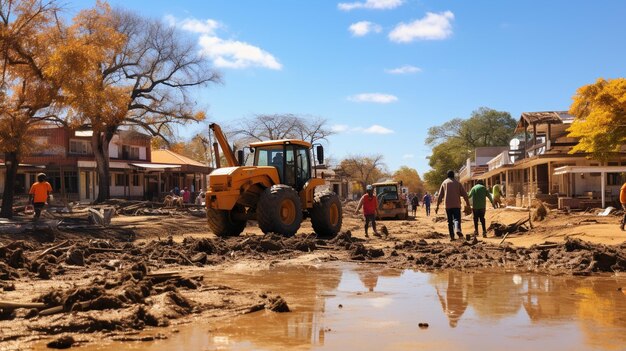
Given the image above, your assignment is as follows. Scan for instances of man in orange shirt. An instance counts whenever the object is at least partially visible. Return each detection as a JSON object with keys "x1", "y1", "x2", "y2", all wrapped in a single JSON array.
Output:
[
  {"x1": 355, "y1": 185, "x2": 380, "y2": 238},
  {"x1": 29, "y1": 173, "x2": 53, "y2": 221},
  {"x1": 619, "y1": 183, "x2": 626, "y2": 230}
]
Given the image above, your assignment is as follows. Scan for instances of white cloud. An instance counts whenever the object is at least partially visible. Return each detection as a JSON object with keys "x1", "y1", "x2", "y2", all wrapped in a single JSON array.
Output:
[
  {"x1": 334, "y1": 124, "x2": 395, "y2": 134},
  {"x1": 198, "y1": 35, "x2": 282, "y2": 70},
  {"x1": 389, "y1": 11, "x2": 455, "y2": 43},
  {"x1": 363, "y1": 125, "x2": 394, "y2": 134},
  {"x1": 331, "y1": 124, "x2": 350, "y2": 133},
  {"x1": 167, "y1": 15, "x2": 281, "y2": 70},
  {"x1": 385, "y1": 65, "x2": 422, "y2": 74},
  {"x1": 180, "y1": 18, "x2": 220, "y2": 35},
  {"x1": 347, "y1": 93, "x2": 398, "y2": 104},
  {"x1": 349, "y1": 21, "x2": 382, "y2": 36},
  {"x1": 338, "y1": 0, "x2": 404, "y2": 11},
  {"x1": 402, "y1": 154, "x2": 414, "y2": 159}
]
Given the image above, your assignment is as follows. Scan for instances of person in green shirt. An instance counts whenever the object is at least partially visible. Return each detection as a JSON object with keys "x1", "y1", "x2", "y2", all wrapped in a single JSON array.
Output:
[{"x1": 468, "y1": 180, "x2": 495, "y2": 238}]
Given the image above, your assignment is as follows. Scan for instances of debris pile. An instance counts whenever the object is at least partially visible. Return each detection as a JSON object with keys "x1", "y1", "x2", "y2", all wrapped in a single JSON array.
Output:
[{"x1": 391, "y1": 237, "x2": 626, "y2": 274}]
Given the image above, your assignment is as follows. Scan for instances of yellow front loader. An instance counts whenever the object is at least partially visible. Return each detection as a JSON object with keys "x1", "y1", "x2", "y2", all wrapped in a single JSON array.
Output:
[{"x1": 205, "y1": 123, "x2": 342, "y2": 237}]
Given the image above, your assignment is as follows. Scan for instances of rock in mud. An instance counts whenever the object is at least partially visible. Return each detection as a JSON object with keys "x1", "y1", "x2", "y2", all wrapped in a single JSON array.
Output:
[
  {"x1": 38, "y1": 263, "x2": 51, "y2": 280},
  {"x1": 47, "y1": 335, "x2": 75, "y2": 349},
  {"x1": 267, "y1": 296, "x2": 290, "y2": 313},
  {"x1": 0, "y1": 281, "x2": 16, "y2": 291},
  {"x1": 367, "y1": 248, "x2": 385, "y2": 258},
  {"x1": 66, "y1": 249, "x2": 85, "y2": 266},
  {"x1": 8, "y1": 248, "x2": 26, "y2": 269}
]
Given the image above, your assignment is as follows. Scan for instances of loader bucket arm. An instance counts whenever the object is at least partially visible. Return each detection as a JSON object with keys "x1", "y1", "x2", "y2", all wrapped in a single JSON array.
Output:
[{"x1": 210, "y1": 123, "x2": 238, "y2": 167}]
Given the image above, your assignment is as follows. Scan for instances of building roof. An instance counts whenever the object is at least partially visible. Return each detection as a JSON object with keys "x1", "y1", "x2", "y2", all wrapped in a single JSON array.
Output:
[
  {"x1": 515, "y1": 111, "x2": 574, "y2": 132},
  {"x1": 249, "y1": 139, "x2": 312, "y2": 148},
  {"x1": 151, "y1": 149, "x2": 206, "y2": 167}
]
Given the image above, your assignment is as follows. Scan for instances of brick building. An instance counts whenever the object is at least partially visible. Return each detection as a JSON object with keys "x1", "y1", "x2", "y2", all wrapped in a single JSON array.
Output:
[{"x1": 0, "y1": 126, "x2": 211, "y2": 202}]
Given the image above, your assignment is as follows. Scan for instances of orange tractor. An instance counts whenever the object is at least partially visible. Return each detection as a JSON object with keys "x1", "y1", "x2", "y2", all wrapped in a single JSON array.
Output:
[{"x1": 205, "y1": 123, "x2": 342, "y2": 237}]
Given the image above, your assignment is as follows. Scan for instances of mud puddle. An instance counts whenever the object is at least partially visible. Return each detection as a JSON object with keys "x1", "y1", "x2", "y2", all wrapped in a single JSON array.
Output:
[{"x1": 36, "y1": 264, "x2": 626, "y2": 351}]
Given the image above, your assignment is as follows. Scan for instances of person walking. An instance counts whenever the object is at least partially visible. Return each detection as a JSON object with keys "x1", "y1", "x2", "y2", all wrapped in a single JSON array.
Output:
[
  {"x1": 411, "y1": 194, "x2": 420, "y2": 217},
  {"x1": 182, "y1": 187, "x2": 191, "y2": 203},
  {"x1": 435, "y1": 170, "x2": 472, "y2": 241},
  {"x1": 28, "y1": 173, "x2": 53, "y2": 221},
  {"x1": 195, "y1": 189, "x2": 204, "y2": 205},
  {"x1": 355, "y1": 185, "x2": 380, "y2": 238},
  {"x1": 619, "y1": 183, "x2": 626, "y2": 230},
  {"x1": 423, "y1": 192, "x2": 432, "y2": 216},
  {"x1": 492, "y1": 181, "x2": 503, "y2": 208},
  {"x1": 468, "y1": 180, "x2": 495, "y2": 238}
]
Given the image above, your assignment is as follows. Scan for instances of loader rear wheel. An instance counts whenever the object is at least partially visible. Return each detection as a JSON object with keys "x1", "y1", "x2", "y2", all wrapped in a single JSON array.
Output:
[
  {"x1": 207, "y1": 206, "x2": 246, "y2": 237},
  {"x1": 257, "y1": 185, "x2": 302, "y2": 237},
  {"x1": 310, "y1": 191, "x2": 342, "y2": 238}
]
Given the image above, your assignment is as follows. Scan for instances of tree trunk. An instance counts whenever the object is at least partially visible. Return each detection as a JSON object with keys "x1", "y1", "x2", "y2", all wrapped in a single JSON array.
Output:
[
  {"x1": 92, "y1": 131, "x2": 112, "y2": 203},
  {"x1": 1, "y1": 152, "x2": 20, "y2": 219}
]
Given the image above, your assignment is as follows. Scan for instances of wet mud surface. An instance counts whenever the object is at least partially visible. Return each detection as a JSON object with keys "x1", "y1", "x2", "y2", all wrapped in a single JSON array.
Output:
[
  {"x1": 1, "y1": 215, "x2": 625, "y2": 349},
  {"x1": 37, "y1": 264, "x2": 626, "y2": 351}
]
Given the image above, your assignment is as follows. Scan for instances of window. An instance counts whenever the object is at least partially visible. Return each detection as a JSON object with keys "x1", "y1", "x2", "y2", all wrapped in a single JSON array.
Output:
[
  {"x1": 607, "y1": 173, "x2": 624, "y2": 186},
  {"x1": 121, "y1": 145, "x2": 139, "y2": 160},
  {"x1": 132, "y1": 174, "x2": 140, "y2": 186},
  {"x1": 115, "y1": 174, "x2": 129, "y2": 186},
  {"x1": 69, "y1": 140, "x2": 92, "y2": 155},
  {"x1": 295, "y1": 147, "x2": 310, "y2": 190},
  {"x1": 43, "y1": 171, "x2": 78, "y2": 193}
]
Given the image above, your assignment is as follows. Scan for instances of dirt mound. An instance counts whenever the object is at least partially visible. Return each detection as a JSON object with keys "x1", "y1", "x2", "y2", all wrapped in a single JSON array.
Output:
[{"x1": 388, "y1": 237, "x2": 626, "y2": 274}]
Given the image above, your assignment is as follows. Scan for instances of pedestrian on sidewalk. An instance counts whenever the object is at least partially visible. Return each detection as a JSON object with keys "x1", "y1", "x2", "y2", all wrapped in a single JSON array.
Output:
[
  {"x1": 355, "y1": 185, "x2": 380, "y2": 238},
  {"x1": 619, "y1": 183, "x2": 626, "y2": 230},
  {"x1": 411, "y1": 194, "x2": 420, "y2": 217},
  {"x1": 423, "y1": 192, "x2": 432, "y2": 216},
  {"x1": 435, "y1": 170, "x2": 472, "y2": 241},
  {"x1": 28, "y1": 173, "x2": 52, "y2": 221},
  {"x1": 182, "y1": 187, "x2": 191, "y2": 203},
  {"x1": 468, "y1": 180, "x2": 495, "y2": 238},
  {"x1": 492, "y1": 181, "x2": 503, "y2": 208}
]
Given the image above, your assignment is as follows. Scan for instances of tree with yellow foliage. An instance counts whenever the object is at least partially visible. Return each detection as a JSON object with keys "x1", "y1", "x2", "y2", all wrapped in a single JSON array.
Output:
[
  {"x1": 568, "y1": 78, "x2": 626, "y2": 160},
  {"x1": 0, "y1": 0, "x2": 62, "y2": 218},
  {"x1": 49, "y1": 2, "x2": 220, "y2": 202},
  {"x1": 393, "y1": 166, "x2": 425, "y2": 196}
]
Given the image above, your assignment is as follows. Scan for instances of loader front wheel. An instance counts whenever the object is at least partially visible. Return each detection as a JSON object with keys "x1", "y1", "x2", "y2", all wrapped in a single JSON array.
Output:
[
  {"x1": 207, "y1": 206, "x2": 246, "y2": 237},
  {"x1": 310, "y1": 191, "x2": 342, "y2": 238},
  {"x1": 257, "y1": 185, "x2": 302, "y2": 237}
]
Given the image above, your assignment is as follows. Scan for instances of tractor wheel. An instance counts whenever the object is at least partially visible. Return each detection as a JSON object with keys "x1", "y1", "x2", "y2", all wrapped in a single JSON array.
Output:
[
  {"x1": 257, "y1": 185, "x2": 303, "y2": 237},
  {"x1": 207, "y1": 205, "x2": 246, "y2": 237},
  {"x1": 310, "y1": 191, "x2": 342, "y2": 238}
]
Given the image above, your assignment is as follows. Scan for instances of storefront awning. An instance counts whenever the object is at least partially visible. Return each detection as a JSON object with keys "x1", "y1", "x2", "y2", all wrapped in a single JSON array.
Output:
[
  {"x1": 553, "y1": 165, "x2": 626, "y2": 208},
  {"x1": 553, "y1": 166, "x2": 626, "y2": 175},
  {"x1": 130, "y1": 163, "x2": 181, "y2": 171}
]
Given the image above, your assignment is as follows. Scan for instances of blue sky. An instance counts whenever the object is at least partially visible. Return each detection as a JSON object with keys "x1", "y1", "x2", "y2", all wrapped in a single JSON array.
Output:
[{"x1": 68, "y1": 0, "x2": 626, "y2": 176}]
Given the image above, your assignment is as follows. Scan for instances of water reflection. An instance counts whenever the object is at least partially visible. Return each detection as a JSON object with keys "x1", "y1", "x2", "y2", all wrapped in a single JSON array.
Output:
[
  {"x1": 205, "y1": 265, "x2": 343, "y2": 351},
  {"x1": 432, "y1": 271, "x2": 469, "y2": 328},
  {"x1": 64, "y1": 265, "x2": 626, "y2": 351}
]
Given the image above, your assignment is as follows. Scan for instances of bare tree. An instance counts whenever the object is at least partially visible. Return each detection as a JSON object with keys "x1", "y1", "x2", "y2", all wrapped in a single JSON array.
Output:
[
  {"x1": 232, "y1": 114, "x2": 334, "y2": 146},
  {"x1": 338, "y1": 154, "x2": 388, "y2": 192}
]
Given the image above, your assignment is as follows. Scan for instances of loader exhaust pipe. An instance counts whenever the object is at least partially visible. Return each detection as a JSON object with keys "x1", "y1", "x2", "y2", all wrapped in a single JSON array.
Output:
[{"x1": 213, "y1": 142, "x2": 221, "y2": 168}]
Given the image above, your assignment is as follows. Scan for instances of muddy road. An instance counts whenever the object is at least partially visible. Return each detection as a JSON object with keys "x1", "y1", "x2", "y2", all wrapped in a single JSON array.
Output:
[{"x1": 1, "y1": 204, "x2": 625, "y2": 349}]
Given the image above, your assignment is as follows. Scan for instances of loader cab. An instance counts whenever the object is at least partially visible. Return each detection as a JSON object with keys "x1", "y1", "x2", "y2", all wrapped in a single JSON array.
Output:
[{"x1": 251, "y1": 140, "x2": 312, "y2": 191}]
